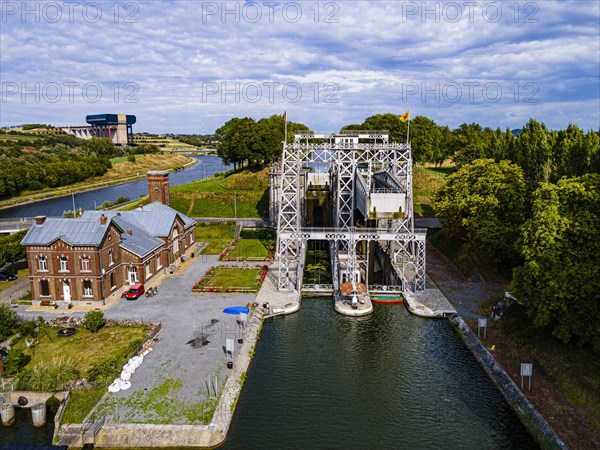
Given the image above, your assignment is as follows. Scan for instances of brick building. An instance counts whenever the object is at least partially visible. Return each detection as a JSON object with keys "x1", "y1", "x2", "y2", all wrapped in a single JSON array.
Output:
[{"x1": 21, "y1": 172, "x2": 195, "y2": 306}]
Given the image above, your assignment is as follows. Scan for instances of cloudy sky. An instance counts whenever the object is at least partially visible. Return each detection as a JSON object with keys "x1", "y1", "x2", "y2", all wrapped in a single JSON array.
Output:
[{"x1": 1, "y1": 0, "x2": 599, "y2": 133}]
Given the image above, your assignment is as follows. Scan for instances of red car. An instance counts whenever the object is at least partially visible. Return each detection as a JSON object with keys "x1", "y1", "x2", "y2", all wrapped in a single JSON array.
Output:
[{"x1": 125, "y1": 283, "x2": 145, "y2": 300}]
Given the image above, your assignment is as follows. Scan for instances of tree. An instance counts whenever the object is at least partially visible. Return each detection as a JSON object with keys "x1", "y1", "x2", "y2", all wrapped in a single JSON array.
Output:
[
  {"x1": 81, "y1": 137, "x2": 116, "y2": 157},
  {"x1": 507, "y1": 119, "x2": 553, "y2": 187},
  {"x1": 433, "y1": 159, "x2": 527, "y2": 266},
  {"x1": 0, "y1": 304, "x2": 19, "y2": 340},
  {"x1": 512, "y1": 174, "x2": 600, "y2": 351},
  {"x1": 0, "y1": 229, "x2": 27, "y2": 268}
]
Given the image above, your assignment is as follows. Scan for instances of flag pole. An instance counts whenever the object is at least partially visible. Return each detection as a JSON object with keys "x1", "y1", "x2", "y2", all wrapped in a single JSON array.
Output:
[
  {"x1": 284, "y1": 111, "x2": 287, "y2": 145},
  {"x1": 406, "y1": 114, "x2": 410, "y2": 145}
]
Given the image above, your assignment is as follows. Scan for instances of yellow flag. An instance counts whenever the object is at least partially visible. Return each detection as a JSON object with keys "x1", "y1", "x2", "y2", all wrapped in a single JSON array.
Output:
[{"x1": 400, "y1": 111, "x2": 410, "y2": 122}]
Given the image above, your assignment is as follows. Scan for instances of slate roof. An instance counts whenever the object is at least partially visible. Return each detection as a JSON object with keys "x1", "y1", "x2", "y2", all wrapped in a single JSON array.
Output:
[
  {"x1": 112, "y1": 216, "x2": 163, "y2": 257},
  {"x1": 22, "y1": 202, "x2": 195, "y2": 259},
  {"x1": 20, "y1": 217, "x2": 110, "y2": 246}
]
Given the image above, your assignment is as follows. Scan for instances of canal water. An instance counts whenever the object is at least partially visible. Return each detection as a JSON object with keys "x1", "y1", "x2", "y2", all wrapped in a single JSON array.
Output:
[
  {"x1": 2, "y1": 299, "x2": 538, "y2": 448},
  {"x1": 223, "y1": 299, "x2": 539, "y2": 449},
  {"x1": 0, "y1": 406, "x2": 60, "y2": 448},
  {"x1": 0, "y1": 155, "x2": 232, "y2": 219}
]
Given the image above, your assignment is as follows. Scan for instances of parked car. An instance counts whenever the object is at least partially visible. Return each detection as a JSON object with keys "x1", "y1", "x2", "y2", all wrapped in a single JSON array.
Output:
[
  {"x1": 125, "y1": 283, "x2": 145, "y2": 300},
  {"x1": 0, "y1": 270, "x2": 17, "y2": 282}
]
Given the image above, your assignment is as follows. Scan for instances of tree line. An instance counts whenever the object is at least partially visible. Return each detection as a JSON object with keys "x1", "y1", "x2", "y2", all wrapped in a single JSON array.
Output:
[
  {"x1": 0, "y1": 136, "x2": 160, "y2": 199},
  {"x1": 215, "y1": 115, "x2": 309, "y2": 168}
]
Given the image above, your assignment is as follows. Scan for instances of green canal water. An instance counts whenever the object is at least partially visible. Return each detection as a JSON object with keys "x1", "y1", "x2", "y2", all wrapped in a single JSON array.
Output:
[
  {"x1": 4, "y1": 299, "x2": 539, "y2": 449},
  {"x1": 222, "y1": 298, "x2": 539, "y2": 449}
]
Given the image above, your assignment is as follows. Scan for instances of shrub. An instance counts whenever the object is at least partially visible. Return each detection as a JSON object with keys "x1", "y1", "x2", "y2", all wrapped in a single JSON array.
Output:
[
  {"x1": 19, "y1": 320, "x2": 38, "y2": 339},
  {"x1": 83, "y1": 311, "x2": 106, "y2": 333},
  {"x1": 85, "y1": 339, "x2": 142, "y2": 384},
  {"x1": 21, "y1": 356, "x2": 79, "y2": 391},
  {"x1": 4, "y1": 348, "x2": 29, "y2": 376},
  {"x1": 0, "y1": 304, "x2": 19, "y2": 340},
  {"x1": 127, "y1": 154, "x2": 136, "y2": 163}
]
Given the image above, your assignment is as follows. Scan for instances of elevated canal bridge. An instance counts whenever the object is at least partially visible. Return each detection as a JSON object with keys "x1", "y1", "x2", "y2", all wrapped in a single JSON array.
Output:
[{"x1": 271, "y1": 131, "x2": 426, "y2": 315}]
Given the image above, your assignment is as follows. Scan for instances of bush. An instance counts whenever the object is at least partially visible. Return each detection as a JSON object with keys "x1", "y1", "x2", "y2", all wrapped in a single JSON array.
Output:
[
  {"x1": 20, "y1": 356, "x2": 79, "y2": 391},
  {"x1": 85, "y1": 339, "x2": 142, "y2": 384},
  {"x1": 4, "y1": 348, "x2": 29, "y2": 376},
  {"x1": 0, "y1": 304, "x2": 19, "y2": 340},
  {"x1": 19, "y1": 320, "x2": 37, "y2": 339},
  {"x1": 127, "y1": 154, "x2": 136, "y2": 163},
  {"x1": 83, "y1": 311, "x2": 106, "y2": 333}
]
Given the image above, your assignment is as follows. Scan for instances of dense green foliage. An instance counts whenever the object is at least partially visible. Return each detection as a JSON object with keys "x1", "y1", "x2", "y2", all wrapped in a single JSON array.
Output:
[
  {"x1": 215, "y1": 115, "x2": 309, "y2": 167},
  {"x1": 0, "y1": 134, "x2": 160, "y2": 200},
  {"x1": 513, "y1": 175, "x2": 600, "y2": 351},
  {"x1": 433, "y1": 159, "x2": 527, "y2": 266},
  {"x1": 20, "y1": 357, "x2": 79, "y2": 391},
  {"x1": 4, "y1": 348, "x2": 28, "y2": 375},
  {"x1": 86, "y1": 338, "x2": 143, "y2": 384},
  {"x1": 0, "y1": 229, "x2": 27, "y2": 267},
  {"x1": 83, "y1": 310, "x2": 106, "y2": 333},
  {"x1": 0, "y1": 303, "x2": 19, "y2": 340}
]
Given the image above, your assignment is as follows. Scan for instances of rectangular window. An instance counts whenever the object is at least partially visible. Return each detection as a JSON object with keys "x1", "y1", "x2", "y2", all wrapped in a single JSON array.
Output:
[
  {"x1": 156, "y1": 256, "x2": 162, "y2": 270},
  {"x1": 38, "y1": 256, "x2": 47, "y2": 271},
  {"x1": 110, "y1": 272, "x2": 115, "y2": 289},
  {"x1": 81, "y1": 258, "x2": 90, "y2": 272},
  {"x1": 83, "y1": 280, "x2": 92, "y2": 297},
  {"x1": 40, "y1": 280, "x2": 50, "y2": 296},
  {"x1": 146, "y1": 263, "x2": 151, "y2": 278},
  {"x1": 59, "y1": 257, "x2": 68, "y2": 272},
  {"x1": 108, "y1": 249, "x2": 114, "y2": 265}
]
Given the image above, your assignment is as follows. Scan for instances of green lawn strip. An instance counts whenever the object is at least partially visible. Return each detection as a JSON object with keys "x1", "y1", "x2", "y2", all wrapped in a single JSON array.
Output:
[
  {"x1": 227, "y1": 239, "x2": 269, "y2": 259},
  {"x1": 412, "y1": 165, "x2": 452, "y2": 217},
  {"x1": 16, "y1": 326, "x2": 148, "y2": 376},
  {"x1": 61, "y1": 388, "x2": 105, "y2": 424},
  {"x1": 196, "y1": 222, "x2": 236, "y2": 255},
  {"x1": 0, "y1": 134, "x2": 39, "y2": 141},
  {"x1": 205, "y1": 267, "x2": 261, "y2": 289}
]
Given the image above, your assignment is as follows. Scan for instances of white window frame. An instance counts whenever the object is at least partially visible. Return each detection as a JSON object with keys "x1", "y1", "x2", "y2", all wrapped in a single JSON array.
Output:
[
  {"x1": 108, "y1": 249, "x2": 114, "y2": 266},
  {"x1": 59, "y1": 257, "x2": 68, "y2": 272},
  {"x1": 81, "y1": 258, "x2": 90, "y2": 272},
  {"x1": 156, "y1": 256, "x2": 162, "y2": 270},
  {"x1": 38, "y1": 256, "x2": 47, "y2": 271},
  {"x1": 83, "y1": 280, "x2": 93, "y2": 297}
]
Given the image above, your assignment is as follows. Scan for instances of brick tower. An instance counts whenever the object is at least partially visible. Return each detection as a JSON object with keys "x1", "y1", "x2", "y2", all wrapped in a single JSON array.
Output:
[{"x1": 147, "y1": 170, "x2": 170, "y2": 205}]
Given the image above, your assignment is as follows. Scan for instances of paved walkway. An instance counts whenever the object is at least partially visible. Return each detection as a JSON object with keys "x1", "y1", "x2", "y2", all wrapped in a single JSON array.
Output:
[
  {"x1": 0, "y1": 278, "x2": 29, "y2": 305},
  {"x1": 426, "y1": 243, "x2": 505, "y2": 320}
]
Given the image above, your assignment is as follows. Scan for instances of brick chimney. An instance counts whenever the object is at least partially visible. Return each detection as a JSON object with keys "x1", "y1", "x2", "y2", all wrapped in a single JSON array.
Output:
[
  {"x1": 147, "y1": 170, "x2": 170, "y2": 205},
  {"x1": 35, "y1": 216, "x2": 46, "y2": 225},
  {"x1": 126, "y1": 229, "x2": 132, "y2": 235},
  {"x1": 100, "y1": 214, "x2": 107, "y2": 225}
]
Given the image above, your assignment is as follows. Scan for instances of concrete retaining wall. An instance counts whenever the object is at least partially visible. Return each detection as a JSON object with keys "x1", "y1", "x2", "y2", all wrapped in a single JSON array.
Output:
[{"x1": 449, "y1": 314, "x2": 566, "y2": 450}]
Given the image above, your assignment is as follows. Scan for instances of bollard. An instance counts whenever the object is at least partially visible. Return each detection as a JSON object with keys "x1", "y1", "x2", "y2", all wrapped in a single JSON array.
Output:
[
  {"x1": 1, "y1": 402, "x2": 16, "y2": 426},
  {"x1": 31, "y1": 403, "x2": 47, "y2": 427}
]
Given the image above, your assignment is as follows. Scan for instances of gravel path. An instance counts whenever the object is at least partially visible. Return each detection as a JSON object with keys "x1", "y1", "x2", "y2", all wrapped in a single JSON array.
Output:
[{"x1": 426, "y1": 243, "x2": 506, "y2": 320}]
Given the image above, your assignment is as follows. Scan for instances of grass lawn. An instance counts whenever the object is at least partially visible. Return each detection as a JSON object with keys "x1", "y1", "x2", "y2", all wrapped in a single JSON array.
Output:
[
  {"x1": 205, "y1": 267, "x2": 261, "y2": 289},
  {"x1": 61, "y1": 388, "x2": 105, "y2": 424},
  {"x1": 196, "y1": 222, "x2": 236, "y2": 255},
  {"x1": 0, "y1": 268, "x2": 28, "y2": 292},
  {"x1": 413, "y1": 165, "x2": 453, "y2": 217},
  {"x1": 227, "y1": 239, "x2": 270, "y2": 259},
  {"x1": 0, "y1": 134, "x2": 39, "y2": 141},
  {"x1": 170, "y1": 168, "x2": 269, "y2": 218},
  {"x1": 16, "y1": 325, "x2": 147, "y2": 376}
]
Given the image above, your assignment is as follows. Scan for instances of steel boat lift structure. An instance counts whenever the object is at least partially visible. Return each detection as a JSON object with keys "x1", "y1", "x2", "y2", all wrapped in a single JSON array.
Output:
[{"x1": 273, "y1": 130, "x2": 426, "y2": 316}]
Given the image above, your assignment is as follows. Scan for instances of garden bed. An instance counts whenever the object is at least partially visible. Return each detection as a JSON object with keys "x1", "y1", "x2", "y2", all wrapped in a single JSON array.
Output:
[
  {"x1": 193, "y1": 265, "x2": 268, "y2": 293},
  {"x1": 219, "y1": 238, "x2": 273, "y2": 262}
]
